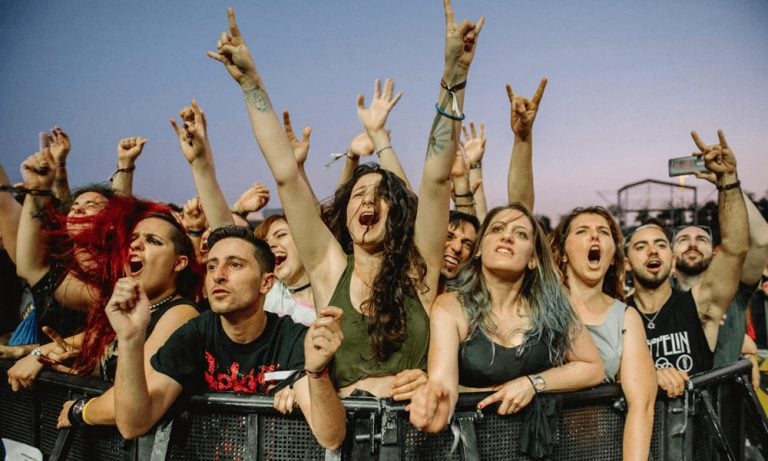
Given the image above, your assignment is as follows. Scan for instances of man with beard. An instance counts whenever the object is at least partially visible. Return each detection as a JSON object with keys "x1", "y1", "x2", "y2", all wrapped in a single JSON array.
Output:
[
  {"x1": 625, "y1": 130, "x2": 748, "y2": 398},
  {"x1": 672, "y1": 193, "x2": 768, "y2": 368}
]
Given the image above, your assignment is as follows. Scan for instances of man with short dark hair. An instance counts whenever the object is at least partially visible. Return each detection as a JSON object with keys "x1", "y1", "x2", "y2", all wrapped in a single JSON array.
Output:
[
  {"x1": 108, "y1": 225, "x2": 346, "y2": 450},
  {"x1": 625, "y1": 130, "x2": 748, "y2": 398},
  {"x1": 438, "y1": 210, "x2": 479, "y2": 292}
]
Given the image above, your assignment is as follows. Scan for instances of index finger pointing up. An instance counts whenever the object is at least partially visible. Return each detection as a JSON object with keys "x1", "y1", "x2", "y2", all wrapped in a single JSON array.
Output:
[
  {"x1": 532, "y1": 77, "x2": 548, "y2": 105},
  {"x1": 227, "y1": 7, "x2": 241, "y2": 38},
  {"x1": 443, "y1": 0, "x2": 455, "y2": 27},
  {"x1": 690, "y1": 131, "x2": 708, "y2": 152}
]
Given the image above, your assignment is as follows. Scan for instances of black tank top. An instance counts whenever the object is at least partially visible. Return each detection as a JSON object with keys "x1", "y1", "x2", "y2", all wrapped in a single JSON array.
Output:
[
  {"x1": 459, "y1": 328, "x2": 553, "y2": 388},
  {"x1": 628, "y1": 289, "x2": 713, "y2": 374}
]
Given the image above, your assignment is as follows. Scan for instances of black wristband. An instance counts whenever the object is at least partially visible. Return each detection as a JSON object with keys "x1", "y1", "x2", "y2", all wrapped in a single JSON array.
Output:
[
  {"x1": 68, "y1": 398, "x2": 88, "y2": 427},
  {"x1": 716, "y1": 180, "x2": 741, "y2": 191}
]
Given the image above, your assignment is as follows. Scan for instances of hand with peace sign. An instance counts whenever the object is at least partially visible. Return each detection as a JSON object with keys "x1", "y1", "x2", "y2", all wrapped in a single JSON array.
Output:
[{"x1": 506, "y1": 78, "x2": 548, "y2": 143}]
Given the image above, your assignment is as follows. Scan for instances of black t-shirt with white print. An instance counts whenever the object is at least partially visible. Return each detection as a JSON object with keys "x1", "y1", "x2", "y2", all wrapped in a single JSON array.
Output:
[{"x1": 151, "y1": 310, "x2": 307, "y2": 394}]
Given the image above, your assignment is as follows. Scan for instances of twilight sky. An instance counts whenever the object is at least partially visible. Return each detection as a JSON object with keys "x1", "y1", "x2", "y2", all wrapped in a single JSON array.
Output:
[{"x1": 1, "y1": 1, "x2": 766, "y2": 222}]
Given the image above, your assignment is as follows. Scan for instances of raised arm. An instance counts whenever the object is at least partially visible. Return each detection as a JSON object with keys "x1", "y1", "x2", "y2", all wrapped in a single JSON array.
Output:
[
  {"x1": 0, "y1": 163, "x2": 22, "y2": 264},
  {"x1": 450, "y1": 145, "x2": 475, "y2": 216},
  {"x1": 111, "y1": 137, "x2": 147, "y2": 197},
  {"x1": 415, "y1": 0, "x2": 484, "y2": 306},
  {"x1": 207, "y1": 8, "x2": 345, "y2": 306},
  {"x1": 463, "y1": 121, "x2": 487, "y2": 221},
  {"x1": 356, "y1": 79, "x2": 411, "y2": 189},
  {"x1": 231, "y1": 181, "x2": 270, "y2": 220},
  {"x1": 57, "y1": 300, "x2": 198, "y2": 429},
  {"x1": 282, "y1": 110, "x2": 321, "y2": 209},
  {"x1": 16, "y1": 149, "x2": 55, "y2": 286},
  {"x1": 336, "y1": 132, "x2": 371, "y2": 187},
  {"x1": 170, "y1": 100, "x2": 234, "y2": 230},
  {"x1": 109, "y1": 278, "x2": 183, "y2": 439},
  {"x1": 690, "y1": 130, "x2": 748, "y2": 346},
  {"x1": 48, "y1": 128, "x2": 72, "y2": 204},
  {"x1": 506, "y1": 78, "x2": 547, "y2": 210}
]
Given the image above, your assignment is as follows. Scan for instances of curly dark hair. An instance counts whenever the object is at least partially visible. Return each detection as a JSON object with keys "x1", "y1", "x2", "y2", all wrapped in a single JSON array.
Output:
[
  {"x1": 549, "y1": 206, "x2": 625, "y2": 300},
  {"x1": 321, "y1": 163, "x2": 427, "y2": 363}
]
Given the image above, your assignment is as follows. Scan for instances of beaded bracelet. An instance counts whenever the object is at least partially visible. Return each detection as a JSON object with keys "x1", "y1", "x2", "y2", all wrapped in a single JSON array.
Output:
[{"x1": 109, "y1": 165, "x2": 136, "y2": 183}]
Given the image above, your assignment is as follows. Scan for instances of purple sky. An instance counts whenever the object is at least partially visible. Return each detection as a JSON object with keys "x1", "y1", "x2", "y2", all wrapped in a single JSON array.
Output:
[{"x1": 2, "y1": 1, "x2": 766, "y2": 222}]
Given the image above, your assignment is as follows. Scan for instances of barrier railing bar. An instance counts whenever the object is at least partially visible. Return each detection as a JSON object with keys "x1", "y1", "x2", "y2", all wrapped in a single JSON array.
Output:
[{"x1": 698, "y1": 388, "x2": 737, "y2": 461}]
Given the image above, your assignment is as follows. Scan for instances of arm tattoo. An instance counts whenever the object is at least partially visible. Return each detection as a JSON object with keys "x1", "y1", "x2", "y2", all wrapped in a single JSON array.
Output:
[
  {"x1": 426, "y1": 94, "x2": 456, "y2": 158},
  {"x1": 244, "y1": 84, "x2": 272, "y2": 113}
]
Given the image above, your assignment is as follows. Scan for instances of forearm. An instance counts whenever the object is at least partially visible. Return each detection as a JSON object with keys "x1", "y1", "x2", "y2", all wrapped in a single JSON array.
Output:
[
  {"x1": 307, "y1": 375, "x2": 346, "y2": 450},
  {"x1": 52, "y1": 164, "x2": 71, "y2": 206},
  {"x1": 741, "y1": 191, "x2": 768, "y2": 285},
  {"x1": 717, "y1": 176, "x2": 748, "y2": 259},
  {"x1": 111, "y1": 158, "x2": 135, "y2": 197},
  {"x1": 189, "y1": 160, "x2": 234, "y2": 229},
  {"x1": 468, "y1": 167, "x2": 487, "y2": 221},
  {"x1": 507, "y1": 136, "x2": 534, "y2": 209},
  {"x1": 538, "y1": 359, "x2": 604, "y2": 393},
  {"x1": 622, "y1": 402, "x2": 654, "y2": 461},
  {"x1": 337, "y1": 154, "x2": 359, "y2": 189},
  {"x1": 0, "y1": 168, "x2": 22, "y2": 263},
  {"x1": 16, "y1": 194, "x2": 50, "y2": 284},
  {"x1": 452, "y1": 173, "x2": 475, "y2": 216},
  {"x1": 369, "y1": 130, "x2": 411, "y2": 190},
  {"x1": 113, "y1": 336, "x2": 153, "y2": 438},
  {"x1": 84, "y1": 387, "x2": 117, "y2": 425}
]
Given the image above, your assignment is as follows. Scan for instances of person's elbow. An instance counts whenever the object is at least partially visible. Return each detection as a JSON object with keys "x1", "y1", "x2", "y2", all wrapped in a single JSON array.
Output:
[
  {"x1": 115, "y1": 417, "x2": 154, "y2": 440},
  {"x1": 315, "y1": 426, "x2": 346, "y2": 452},
  {"x1": 585, "y1": 361, "x2": 605, "y2": 387}
]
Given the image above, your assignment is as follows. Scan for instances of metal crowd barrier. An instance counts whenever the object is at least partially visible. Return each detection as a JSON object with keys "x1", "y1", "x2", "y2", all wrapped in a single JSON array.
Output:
[{"x1": 1, "y1": 359, "x2": 766, "y2": 460}]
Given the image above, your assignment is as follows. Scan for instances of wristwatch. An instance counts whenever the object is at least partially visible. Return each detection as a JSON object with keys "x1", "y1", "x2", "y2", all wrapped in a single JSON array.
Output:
[{"x1": 530, "y1": 374, "x2": 546, "y2": 393}]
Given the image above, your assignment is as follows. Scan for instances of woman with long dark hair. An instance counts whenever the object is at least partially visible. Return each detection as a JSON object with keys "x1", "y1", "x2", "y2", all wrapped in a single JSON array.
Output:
[
  {"x1": 409, "y1": 203, "x2": 604, "y2": 433},
  {"x1": 550, "y1": 206, "x2": 656, "y2": 460},
  {"x1": 208, "y1": 1, "x2": 484, "y2": 399}
]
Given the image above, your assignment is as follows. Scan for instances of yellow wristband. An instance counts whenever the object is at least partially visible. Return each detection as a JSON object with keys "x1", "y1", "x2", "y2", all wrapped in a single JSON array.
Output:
[{"x1": 81, "y1": 398, "x2": 95, "y2": 425}]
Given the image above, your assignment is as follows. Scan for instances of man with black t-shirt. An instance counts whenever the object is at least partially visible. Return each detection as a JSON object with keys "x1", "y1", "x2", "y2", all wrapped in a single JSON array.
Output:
[
  {"x1": 625, "y1": 130, "x2": 748, "y2": 398},
  {"x1": 107, "y1": 226, "x2": 346, "y2": 450}
]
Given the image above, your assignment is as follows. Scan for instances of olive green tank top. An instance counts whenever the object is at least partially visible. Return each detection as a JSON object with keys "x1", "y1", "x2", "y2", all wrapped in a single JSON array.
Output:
[{"x1": 330, "y1": 257, "x2": 429, "y2": 388}]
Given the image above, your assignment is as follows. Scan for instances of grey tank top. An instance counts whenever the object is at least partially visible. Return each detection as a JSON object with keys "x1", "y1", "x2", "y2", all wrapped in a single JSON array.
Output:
[{"x1": 585, "y1": 299, "x2": 626, "y2": 382}]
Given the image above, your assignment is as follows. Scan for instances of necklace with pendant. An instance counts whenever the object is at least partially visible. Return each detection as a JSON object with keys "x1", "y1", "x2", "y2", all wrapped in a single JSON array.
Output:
[{"x1": 638, "y1": 307, "x2": 662, "y2": 330}]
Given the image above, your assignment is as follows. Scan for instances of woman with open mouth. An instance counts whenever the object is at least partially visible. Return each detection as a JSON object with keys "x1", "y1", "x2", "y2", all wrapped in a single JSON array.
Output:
[
  {"x1": 52, "y1": 209, "x2": 202, "y2": 429},
  {"x1": 550, "y1": 206, "x2": 656, "y2": 461},
  {"x1": 409, "y1": 203, "x2": 604, "y2": 437},
  {"x1": 254, "y1": 215, "x2": 316, "y2": 327}
]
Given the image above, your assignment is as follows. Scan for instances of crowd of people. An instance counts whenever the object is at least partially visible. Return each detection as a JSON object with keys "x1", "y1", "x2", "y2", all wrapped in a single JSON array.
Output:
[{"x1": 1, "y1": 1, "x2": 767, "y2": 459}]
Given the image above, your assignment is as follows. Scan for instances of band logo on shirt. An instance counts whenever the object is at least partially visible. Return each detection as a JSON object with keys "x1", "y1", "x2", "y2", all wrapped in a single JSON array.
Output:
[
  {"x1": 203, "y1": 351, "x2": 278, "y2": 393},
  {"x1": 646, "y1": 332, "x2": 694, "y2": 372}
]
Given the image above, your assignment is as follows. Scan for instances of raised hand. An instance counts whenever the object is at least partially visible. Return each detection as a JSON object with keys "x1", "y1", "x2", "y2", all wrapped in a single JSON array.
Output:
[
  {"x1": 357, "y1": 79, "x2": 403, "y2": 135},
  {"x1": 170, "y1": 100, "x2": 211, "y2": 166},
  {"x1": 283, "y1": 111, "x2": 312, "y2": 166},
  {"x1": 207, "y1": 7, "x2": 259, "y2": 90},
  {"x1": 391, "y1": 368, "x2": 428, "y2": 401},
  {"x1": 48, "y1": 127, "x2": 71, "y2": 167},
  {"x1": 348, "y1": 132, "x2": 376, "y2": 159},
  {"x1": 117, "y1": 137, "x2": 148, "y2": 165},
  {"x1": 462, "y1": 121, "x2": 486, "y2": 165},
  {"x1": 408, "y1": 380, "x2": 454, "y2": 433},
  {"x1": 233, "y1": 182, "x2": 271, "y2": 215},
  {"x1": 181, "y1": 197, "x2": 207, "y2": 233},
  {"x1": 304, "y1": 307, "x2": 344, "y2": 375},
  {"x1": 506, "y1": 78, "x2": 547, "y2": 142},
  {"x1": 21, "y1": 148, "x2": 55, "y2": 191},
  {"x1": 690, "y1": 129, "x2": 737, "y2": 179},
  {"x1": 104, "y1": 278, "x2": 151, "y2": 342},
  {"x1": 477, "y1": 376, "x2": 536, "y2": 415},
  {"x1": 443, "y1": 0, "x2": 484, "y2": 77}
]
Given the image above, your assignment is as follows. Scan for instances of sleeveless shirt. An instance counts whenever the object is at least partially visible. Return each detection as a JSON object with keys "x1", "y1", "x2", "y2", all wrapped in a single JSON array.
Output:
[
  {"x1": 329, "y1": 257, "x2": 429, "y2": 388},
  {"x1": 458, "y1": 328, "x2": 553, "y2": 388},
  {"x1": 628, "y1": 289, "x2": 713, "y2": 374},
  {"x1": 585, "y1": 299, "x2": 626, "y2": 382}
]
